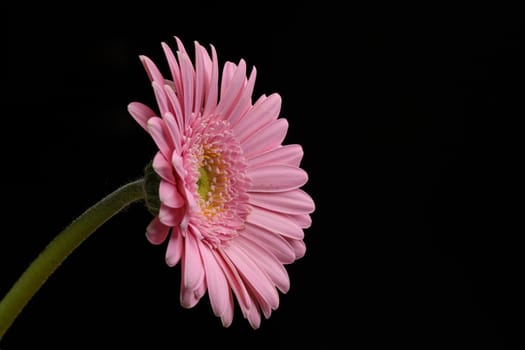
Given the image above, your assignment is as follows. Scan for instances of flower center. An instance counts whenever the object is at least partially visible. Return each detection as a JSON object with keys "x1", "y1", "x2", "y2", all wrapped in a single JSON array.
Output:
[
  {"x1": 185, "y1": 115, "x2": 251, "y2": 245},
  {"x1": 195, "y1": 145, "x2": 232, "y2": 217},
  {"x1": 197, "y1": 166, "x2": 211, "y2": 201}
]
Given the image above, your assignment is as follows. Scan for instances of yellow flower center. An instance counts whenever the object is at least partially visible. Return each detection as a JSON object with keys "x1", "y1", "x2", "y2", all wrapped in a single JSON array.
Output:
[{"x1": 196, "y1": 147, "x2": 229, "y2": 217}]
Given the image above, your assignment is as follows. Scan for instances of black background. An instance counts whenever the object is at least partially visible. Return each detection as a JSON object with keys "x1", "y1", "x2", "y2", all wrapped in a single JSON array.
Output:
[{"x1": 1, "y1": 2, "x2": 522, "y2": 349}]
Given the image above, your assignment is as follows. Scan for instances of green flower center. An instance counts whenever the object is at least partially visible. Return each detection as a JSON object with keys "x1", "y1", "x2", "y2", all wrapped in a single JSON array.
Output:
[
  {"x1": 194, "y1": 147, "x2": 230, "y2": 218},
  {"x1": 197, "y1": 167, "x2": 211, "y2": 201}
]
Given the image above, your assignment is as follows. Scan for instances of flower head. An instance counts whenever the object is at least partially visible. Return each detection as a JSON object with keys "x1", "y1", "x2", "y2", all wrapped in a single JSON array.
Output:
[{"x1": 128, "y1": 37, "x2": 314, "y2": 328}]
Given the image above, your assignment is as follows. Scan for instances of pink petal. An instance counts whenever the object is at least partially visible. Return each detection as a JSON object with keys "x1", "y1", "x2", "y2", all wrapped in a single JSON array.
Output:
[
  {"x1": 247, "y1": 165, "x2": 308, "y2": 193},
  {"x1": 258, "y1": 295, "x2": 272, "y2": 320},
  {"x1": 286, "y1": 238, "x2": 306, "y2": 260},
  {"x1": 246, "y1": 144, "x2": 303, "y2": 168},
  {"x1": 159, "y1": 180, "x2": 184, "y2": 208},
  {"x1": 198, "y1": 44, "x2": 213, "y2": 84},
  {"x1": 158, "y1": 203, "x2": 184, "y2": 226},
  {"x1": 140, "y1": 55, "x2": 165, "y2": 85},
  {"x1": 220, "y1": 290, "x2": 235, "y2": 327},
  {"x1": 180, "y1": 276, "x2": 206, "y2": 309},
  {"x1": 162, "y1": 111, "x2": 182, "y2": 153},
  {"x1": 128, "y1": 102, "x2": 157, "y2": 131},
  {"x1": 223, "y1": 244, "x2": 279, "y2": 310},
  {"x1": 228, "y1": 67, "x2": 257, "y2": 126},
  {"x1": 152, "y1": 151, "x2": 175, "y2": 184},
  {"x1": 247, "y1": 206, "x2": 304, "y2": 240},
  {"x1": 183, "y1": 228, "x2": 204, "y2": 290},
  {"x1": 246, "y1": 306, "x2": 261, "y2": 329},
  {"x1": 161, "y1": 42, "x2": 182, "y2": 94},
  {"x1": 234, "y1": 93, "x2": 281, "y2": 143},
  {"x1": 251, "y1": 94, "x2": 268, "y2": 109},
  {"x1": 174, "y1": 36, "x2": 189, "y2": 56},
  {"x1": 152, "y1": 81, "x2": 170, "y2": 116},
  {"x1": 216, "y1": 60, "x2": 246, "y2": 118},
  {"x1": 232, "y1": 93, "x2": 266, "y2": 130},
  {"x1": 249, "y1": 189, "x2": 315, "y2": 215},
  {"x1": 227, "y1": 92, "x2": 251, "y2": 128},
  {"x1": 166, "y1": 226, "x2": 183, "y2": 267},
  {"x1": 214, "y1": 249, "x2": 253, "y2": 315},
  {"x1": 220, "y1": 61, "x2": 237, "y2": 95},
  {"x1": 200, "y1": 245, "x2": 229, "y2": 317},
  {"x1": 179, "y1": 207, "x2": 190, "y2": 234},
  {"x1": 179, "y1": 287, "x2": 195, "y2": 309},
  {"x1": 243, "y1": 222, "x2": 295, "y2": 264},
  {"x1": 194, "y1": 41, "x2": 206, "y2": 114},
  {"x1": 163, "y1": 85, "x2": 184, "y2": 133},
  {"x1": 203, "y1": 45, "x2": 219, "y2": 116},
  {"x1": 147, "y1": 117, "x2": 173, "y2": 160},
  {"x1": 236, "y1": 236, "x2": 290, "y2": 293},
  {"x1": 285, "y1": 213, "x2": 312, "y2": 229},
  {"x1": 146, "y1": 216, "x2": 170, "y2": 245},
  {"x1": 171, "y1": 152, "x2": 187, "y2": 182},
  {"x1": 242, "y1": 119, "x2": 289, "y2": 159},
  {"x1": 178, "y1": 52, "x2": 195, "y2": 127},
  {"x1": 228, "y1": 268, "x2": 273, "y2": 321}
]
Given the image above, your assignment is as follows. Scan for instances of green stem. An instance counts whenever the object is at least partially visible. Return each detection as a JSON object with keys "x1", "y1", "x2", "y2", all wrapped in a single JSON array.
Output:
[{"x1": 0, "y1": 179, "x2": 145, "y2": 340}]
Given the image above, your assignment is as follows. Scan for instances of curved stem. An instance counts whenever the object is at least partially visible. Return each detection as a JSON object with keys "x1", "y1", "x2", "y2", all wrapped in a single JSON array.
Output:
[{"x1": 0, "y1": 179, "x2": 145, "y2": 340}]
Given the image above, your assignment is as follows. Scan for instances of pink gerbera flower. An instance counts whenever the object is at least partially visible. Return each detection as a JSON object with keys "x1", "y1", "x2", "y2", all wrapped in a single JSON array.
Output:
[{"x1": 128, "y1": 37, "x2": 314, "y2": 329}]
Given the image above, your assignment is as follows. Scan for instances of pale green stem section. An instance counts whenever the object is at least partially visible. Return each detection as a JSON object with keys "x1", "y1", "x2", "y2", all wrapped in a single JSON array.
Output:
[{"x1": 0, "y1": 179, "x2": 145, "y2": 340}]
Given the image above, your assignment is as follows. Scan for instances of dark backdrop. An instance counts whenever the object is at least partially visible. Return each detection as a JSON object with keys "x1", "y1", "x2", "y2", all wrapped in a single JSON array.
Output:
[{"x1": 2, "y1": 2, "x2": 522, "y2": 349}]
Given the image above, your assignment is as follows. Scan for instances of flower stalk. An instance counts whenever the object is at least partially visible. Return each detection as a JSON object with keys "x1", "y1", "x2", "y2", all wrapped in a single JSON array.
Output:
[{"x1": 0, "y1": 179, "x2": 145, "y2": 340}]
